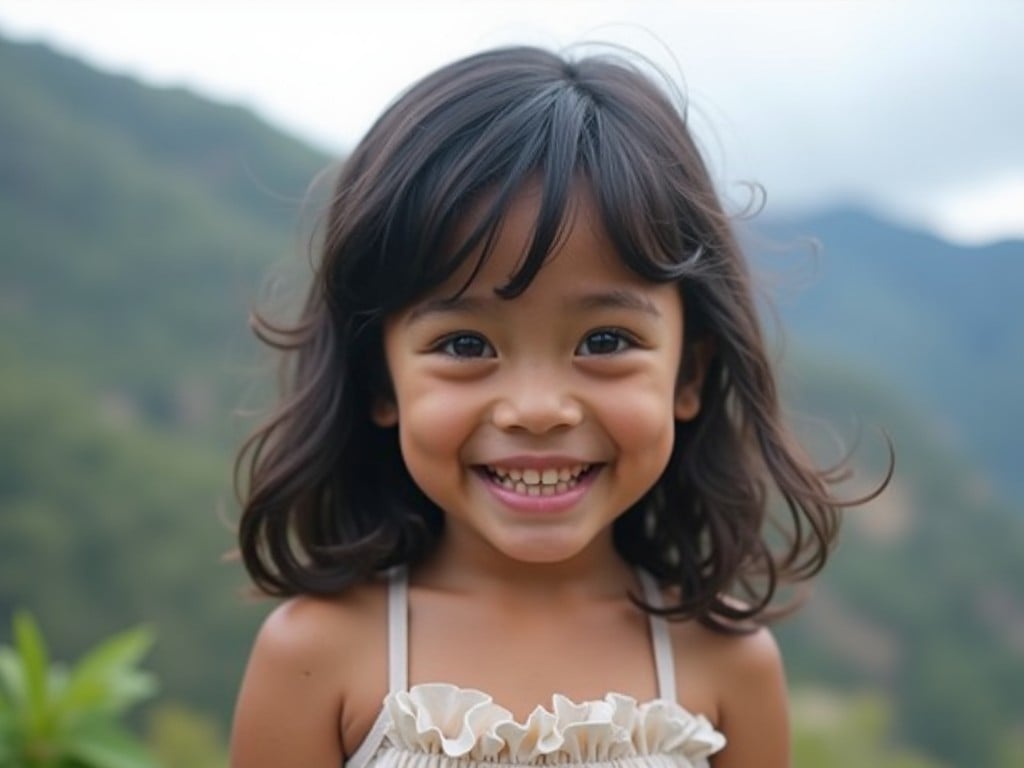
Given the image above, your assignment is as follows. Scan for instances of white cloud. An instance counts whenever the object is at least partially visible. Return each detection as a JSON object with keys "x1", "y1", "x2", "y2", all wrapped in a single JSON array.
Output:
[
  {"x1": 925, "y1": 175, "x2": 1024, "y2": 245},
  {"x1": 1, "y1": 0, "x2": 1021, "y2": 242}
]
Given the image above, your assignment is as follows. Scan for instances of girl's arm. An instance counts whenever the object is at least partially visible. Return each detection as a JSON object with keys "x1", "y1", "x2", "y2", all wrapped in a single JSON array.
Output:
[
  {"x1": 711, "y1": 627, "x2": 790, "y2": 768},
  {"x1": 230, "y1": 599, "x2": 348, "y2": 768}
]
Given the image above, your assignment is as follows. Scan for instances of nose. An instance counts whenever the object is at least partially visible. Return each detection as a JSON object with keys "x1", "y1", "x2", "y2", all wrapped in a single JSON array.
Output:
[{"x1": 490, "y1": 366, "x2": 583, "y2": 434}]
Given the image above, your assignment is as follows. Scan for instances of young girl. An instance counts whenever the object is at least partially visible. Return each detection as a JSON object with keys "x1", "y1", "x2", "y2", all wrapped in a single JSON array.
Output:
[{"x1": 231, "y1": 46, "x2": 864, "y2": 768}]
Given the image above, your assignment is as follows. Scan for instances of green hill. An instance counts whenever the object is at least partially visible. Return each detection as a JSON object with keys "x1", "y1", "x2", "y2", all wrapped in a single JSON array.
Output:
[
  {"x1": 0, "y1": 36, "x2": 327, "y2": 439},
  {"x1": 1, "y1": 36, "x2": 1021, "y2": 765},
  {"x1": 775, "y1": 352, "x2": 1024, "y2": 764},
  {"x1": 749, "y1": 210, "x2": 1024, "y2": 499},
  {"x1": 0, "y1": 35, "x2": 325, "y2": 719}
]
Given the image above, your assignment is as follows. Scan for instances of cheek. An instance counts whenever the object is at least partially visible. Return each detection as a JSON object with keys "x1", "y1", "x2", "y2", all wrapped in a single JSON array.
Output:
[
  {"x1": 396, "y1": 385, "x2": 478, "y2": 463},
  {"x1": 382, "y1": 339, "x2": 472, "y2": 461},
  {"x1": 599, "y1": 378, "x2": 678, "y2": 458}
]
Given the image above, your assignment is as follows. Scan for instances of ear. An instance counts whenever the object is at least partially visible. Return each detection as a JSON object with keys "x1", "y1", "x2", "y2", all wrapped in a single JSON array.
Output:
[
  {"x1": 675, "y1": 338, "x2": 713, "y2": 422},
  {"x1": 371, "y1": 396, "x2": 398, "y2": 427}
]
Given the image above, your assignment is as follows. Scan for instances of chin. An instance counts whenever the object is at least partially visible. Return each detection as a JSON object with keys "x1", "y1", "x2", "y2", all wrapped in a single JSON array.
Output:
[{"x1": 490, "y1": 532, "x2": 597, "y2": 565}]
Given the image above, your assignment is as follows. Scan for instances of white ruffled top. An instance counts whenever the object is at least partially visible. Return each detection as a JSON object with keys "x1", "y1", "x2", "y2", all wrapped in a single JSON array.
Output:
[
  {"x1": 370, "y1": 683, "x2": 725, "y2": 767},
  {"x1": 346, "y1": 571, "x2": 726, "y2": 768}
]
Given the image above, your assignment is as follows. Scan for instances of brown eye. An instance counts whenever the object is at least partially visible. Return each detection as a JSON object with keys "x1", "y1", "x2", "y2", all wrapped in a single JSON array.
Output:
[
  {"x1": 441, "y1": 334, "x2": 494, "y2": 358},
  {"x1": 577, "y1": 330, "x2": 631, "y2": 356}
]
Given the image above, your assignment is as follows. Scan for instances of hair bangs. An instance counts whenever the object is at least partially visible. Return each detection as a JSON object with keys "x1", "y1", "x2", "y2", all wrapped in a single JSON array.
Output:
[
  {"x1": 336, "y1": 49, "x2": 709, "y2": 313},
  {"x1": 377, "y1": 81, "x2": 598, "y2": 307},
  {"x1": 569, "y1": 56, "x2": 711, "y2": 286},
  {"x1": 586, "y1": 120, "x2": 706, "y2": 285}
]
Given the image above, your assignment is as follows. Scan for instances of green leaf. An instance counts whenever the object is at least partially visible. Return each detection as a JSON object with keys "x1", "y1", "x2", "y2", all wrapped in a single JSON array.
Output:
[
  {"x1": 63, "y1": 719, "x2": 158, "y2": 768},
  {"x1": 0, "y1": 646, "x2": 26, "y2": 712},
  {"x1": 72, "y1": 628, "x2": 154, "y2": 681},
  {"x1": 57, "y1": 627, "x2": 156, "y2": 718},
  {"x1": 13, "y1": 611, "x2": 51, "y2": 737},
  {"x1": 103, "y1": 671, "x2": 158, "y2": 714},
  {"x1": 0, "y1": 709, "x2": 20, "y2": 766}
]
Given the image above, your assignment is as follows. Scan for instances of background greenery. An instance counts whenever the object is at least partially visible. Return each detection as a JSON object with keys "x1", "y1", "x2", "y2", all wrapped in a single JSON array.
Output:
[{"x1": 2, "y1": 37, "x2": 1021, "y2": 766}]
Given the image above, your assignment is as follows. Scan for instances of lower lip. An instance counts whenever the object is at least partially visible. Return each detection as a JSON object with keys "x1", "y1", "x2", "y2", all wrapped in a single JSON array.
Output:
[{"x1": 478, "y1": 468, "x2": 599, "y2": 515}]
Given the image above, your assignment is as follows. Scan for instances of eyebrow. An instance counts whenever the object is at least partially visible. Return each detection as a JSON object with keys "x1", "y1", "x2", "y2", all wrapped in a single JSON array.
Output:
[
  {"x1": 404, "y1": 295, "x2": 491, "y2": 325},
  {"x1": 404, "y1": 288, "x2": 662, "y2": 324},
  {"x1": 575, "y1": 289, "x2": 662, "y2": 317}
]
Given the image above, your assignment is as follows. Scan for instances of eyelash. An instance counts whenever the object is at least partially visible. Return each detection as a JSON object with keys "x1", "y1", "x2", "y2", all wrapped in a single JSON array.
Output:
[
  {"x1": 434, "y1": 329, "x2": 638, "y2": 359},
  {"x1": 576, "y1": 328, "x2": 637, "y2": 356},
  {"x1": 438, "y1": 333, "x2": 495, "y2": 359}
]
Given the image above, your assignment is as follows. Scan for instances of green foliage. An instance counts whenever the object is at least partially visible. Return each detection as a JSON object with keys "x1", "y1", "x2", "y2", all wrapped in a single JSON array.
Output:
[
  {"x1": 996, "y1": 731, "x2": 1024, "y2": 767},
  {"x1": 792, "y1": 690, "x2": 945, "y2": 767},
  {"x1": 146, "y1": 703, "x2": 228, "y2": 768},
  {"x1": 0, "y1": 358, "x2": 263, "y2": 722},
  {"x1": 0, "y1": 612, "x2": 157, "y2": 768}
]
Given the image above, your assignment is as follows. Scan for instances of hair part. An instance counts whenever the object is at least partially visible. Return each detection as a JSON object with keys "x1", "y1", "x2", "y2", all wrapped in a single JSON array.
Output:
[{"x1": 236, "y1": 45, "x2": 887, "y2": 631}]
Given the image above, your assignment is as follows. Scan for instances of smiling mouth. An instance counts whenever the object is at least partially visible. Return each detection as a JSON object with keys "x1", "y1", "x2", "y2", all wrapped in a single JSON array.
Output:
[{"x1": 480, "y1": 464, "x2": 597, "y2": 497}]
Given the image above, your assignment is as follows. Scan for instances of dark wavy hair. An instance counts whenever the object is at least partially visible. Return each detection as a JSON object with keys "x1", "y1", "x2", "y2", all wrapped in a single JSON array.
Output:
[{"x1": 236, "y1": 45, "x2": 884, "y2": 631}]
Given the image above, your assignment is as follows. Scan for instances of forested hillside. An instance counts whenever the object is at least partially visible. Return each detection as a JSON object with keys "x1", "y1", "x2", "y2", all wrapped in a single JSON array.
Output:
[
  {"x1": 2, "y1": 37, "x2": 1022, "y2": 766},
  {"x1": 0, "y1": 33, "x2": 326, "y2": 721},
  {"x1": 0, "y1": 36, "x2": 326, "y2": 442},
  {"x1": 749, "y1": 210, "x2": 1024, "y2": 499}
]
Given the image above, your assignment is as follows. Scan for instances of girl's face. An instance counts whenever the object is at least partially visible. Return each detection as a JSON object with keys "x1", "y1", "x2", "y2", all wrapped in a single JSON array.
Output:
[{"x1": 374, "y1": 182, "x2": 705, "y2": 570}]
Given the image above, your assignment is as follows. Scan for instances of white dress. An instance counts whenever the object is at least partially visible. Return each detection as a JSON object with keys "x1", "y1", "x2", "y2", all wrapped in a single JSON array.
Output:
[{"x1": 346, "y1": 570, "x2": 726, "y2": 768}]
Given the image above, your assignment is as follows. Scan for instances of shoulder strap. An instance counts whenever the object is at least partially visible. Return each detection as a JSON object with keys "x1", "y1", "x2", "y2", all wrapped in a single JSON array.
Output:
[
  {"x1": 387, "y1": 566, "x2": 408, "y2": 693},
  {"x1": 637, "y1": 569, "x2": 678, "y2": 703},
  {"x1": 344, "y1": 569, "x2": 408, "y2": 768}
]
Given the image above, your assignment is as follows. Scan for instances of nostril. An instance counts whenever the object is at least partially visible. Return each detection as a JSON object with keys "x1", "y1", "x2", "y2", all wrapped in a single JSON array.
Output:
[{"x1": 490, "y1": 393, "x2": 584, "y2": 434}]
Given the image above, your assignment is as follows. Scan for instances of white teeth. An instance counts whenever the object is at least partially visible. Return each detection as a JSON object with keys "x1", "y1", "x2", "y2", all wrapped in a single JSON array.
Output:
[
  {"x1": 484, "y1": 463, "x2": 593, "y2": 497},
  {"x1": 487, "y1": 464, "x2": 589, "y2": 483}
]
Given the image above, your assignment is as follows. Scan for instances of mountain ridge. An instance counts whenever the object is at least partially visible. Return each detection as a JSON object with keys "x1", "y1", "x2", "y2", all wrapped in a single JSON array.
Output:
[{"x1": 749, "y1": 206, "x2": 1024, "y2": 498}]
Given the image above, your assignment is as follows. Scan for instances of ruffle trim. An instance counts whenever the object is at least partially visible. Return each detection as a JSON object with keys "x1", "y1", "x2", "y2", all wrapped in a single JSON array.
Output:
[{"x1": 383, "y1": 683, "x2": 726, "y2": 763}]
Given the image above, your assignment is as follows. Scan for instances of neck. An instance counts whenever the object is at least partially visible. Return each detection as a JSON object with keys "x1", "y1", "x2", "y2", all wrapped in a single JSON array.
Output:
[{"x1": 415, "y1": 525, "x2": 636, "y2": 603}]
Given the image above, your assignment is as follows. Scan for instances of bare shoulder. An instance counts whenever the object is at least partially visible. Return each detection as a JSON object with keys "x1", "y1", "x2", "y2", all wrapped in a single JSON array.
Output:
[
  {"x1": 230, "y1": 583, "x2": 388, "y2": 768},
  {"x1": 667, "y1": 617, "x2": 789, "y2": 768},
  {"x1": 671, "y1": 617, "x2": 783, "y2": 687},
  {"x1": 701, "y1": 622, "x2": 782, "y2": 677},
  {"x1": 256, "y1": 586, "x2": 384, "y2": 663}
]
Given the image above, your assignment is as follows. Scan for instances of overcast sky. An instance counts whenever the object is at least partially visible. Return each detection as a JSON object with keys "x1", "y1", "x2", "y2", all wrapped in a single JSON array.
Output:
[{"x1": 2, "y1": 0, "x2": 1022, "y2": 243}]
